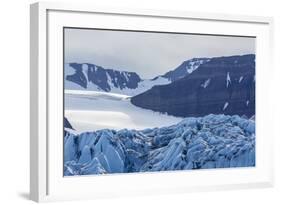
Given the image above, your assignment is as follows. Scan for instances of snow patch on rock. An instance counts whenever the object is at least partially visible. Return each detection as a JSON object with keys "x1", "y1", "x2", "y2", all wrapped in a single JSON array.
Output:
[
  {"x1": 201, "y1": 79, "x2": 211, "y2": 88},
  {"x1": 226, "y1": 72, "x2": 231, "y2": 87},
  {"x1": 223, "y1": 102, "x2": 229, "y2": 111}
]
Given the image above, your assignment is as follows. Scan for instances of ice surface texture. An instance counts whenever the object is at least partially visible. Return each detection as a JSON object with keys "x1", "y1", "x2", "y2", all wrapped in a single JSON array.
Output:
[{"x1": 64, "y1": 114, "x2": 255, "y2": 176}]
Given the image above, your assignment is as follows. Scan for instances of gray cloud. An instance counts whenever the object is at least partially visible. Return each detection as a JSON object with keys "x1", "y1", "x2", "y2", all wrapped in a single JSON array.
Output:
[{"x1": 64, "y1": 28, "x2": 255, "y2": 79}]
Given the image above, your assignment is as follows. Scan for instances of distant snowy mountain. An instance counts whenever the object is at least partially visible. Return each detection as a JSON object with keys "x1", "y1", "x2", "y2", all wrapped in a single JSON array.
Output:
[
  {"x1": 64, "y1": 58, "x2": 208, "y2": 96},
  {"x1": 65, "y1": 55, "x2": 255, "y2": 118},
  {"x1": 65, "y1": 63, "x2": 141, "y2": 94},
  {"x1": 64, "y1": 114, "x2": 255, "y2": 175},
  {"x1": 65, "y1": 63, "x2": 173, "y2": 96},
  {"x1": 131, "y1": 54, "x2": 255, "y2": 118}
]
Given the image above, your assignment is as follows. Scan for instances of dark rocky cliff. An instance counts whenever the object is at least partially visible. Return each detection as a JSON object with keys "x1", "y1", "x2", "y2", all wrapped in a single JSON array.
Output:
[{"x1": 131, "y1": 54, "x2": 255, "y2": 118}]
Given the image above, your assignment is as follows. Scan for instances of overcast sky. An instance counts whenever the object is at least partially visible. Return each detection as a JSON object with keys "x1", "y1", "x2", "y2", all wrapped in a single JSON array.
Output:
[{"x1": 64, "y1": 28, "x2": 255, "y2": 79}]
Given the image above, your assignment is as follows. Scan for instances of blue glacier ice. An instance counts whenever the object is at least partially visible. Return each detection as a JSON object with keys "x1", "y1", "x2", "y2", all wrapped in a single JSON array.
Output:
[{"x1": 64, "y1": 114, "x2": 255, "y2": 176}]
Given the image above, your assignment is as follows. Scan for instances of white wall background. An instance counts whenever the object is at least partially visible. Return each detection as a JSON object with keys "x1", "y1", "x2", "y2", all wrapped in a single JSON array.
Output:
[{"x1": 0, "y1": 0, "x2": 280, "y2": 204}]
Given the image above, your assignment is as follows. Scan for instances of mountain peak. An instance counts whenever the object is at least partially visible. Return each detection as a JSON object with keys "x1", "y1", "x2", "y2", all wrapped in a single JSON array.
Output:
[
  {"x1": 163, "y1": 58, "x2": 210, "y2": 81},
  {"x1": 65, "y1": 54, "x2": 255, "y2": 99}
]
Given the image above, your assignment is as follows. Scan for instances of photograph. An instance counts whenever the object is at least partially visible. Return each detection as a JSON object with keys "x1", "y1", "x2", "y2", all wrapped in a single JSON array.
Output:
[{"x1": 63, "y1": 28, "x2": 256, "y2": 176}]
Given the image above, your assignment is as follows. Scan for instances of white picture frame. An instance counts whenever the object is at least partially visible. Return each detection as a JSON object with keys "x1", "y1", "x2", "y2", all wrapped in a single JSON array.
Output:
[{"x1": 30, "y1": 1, "x2": 274, "y2": 202}]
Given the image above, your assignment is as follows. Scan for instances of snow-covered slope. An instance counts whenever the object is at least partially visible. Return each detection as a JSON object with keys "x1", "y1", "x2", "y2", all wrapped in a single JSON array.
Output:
[
  {"x1": 129, "y1": 76, "x2": 170, "y2": 95},
  {"x1": 64, "y1": 90, "x2": 183, "y2": 132},
  {"x1": 64, "y1": 114, "x2": 255, "y2": 176}
]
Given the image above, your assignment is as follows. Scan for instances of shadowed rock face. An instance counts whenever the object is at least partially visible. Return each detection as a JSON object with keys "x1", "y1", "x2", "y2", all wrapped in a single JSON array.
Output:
[
  {"x1": 131, "y1": 54, "x2": 255, "y2": 118},
  {"x1": 64, "y1": 117, "x2": 73, "y2": 130}
]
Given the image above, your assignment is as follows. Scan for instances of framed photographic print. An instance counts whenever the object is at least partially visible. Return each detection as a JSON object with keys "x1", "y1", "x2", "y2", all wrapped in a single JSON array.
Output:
[{"x1": 30, "y1": 2, "x2": 274, "y2": 202}]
